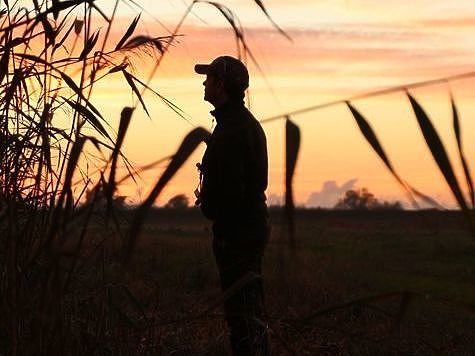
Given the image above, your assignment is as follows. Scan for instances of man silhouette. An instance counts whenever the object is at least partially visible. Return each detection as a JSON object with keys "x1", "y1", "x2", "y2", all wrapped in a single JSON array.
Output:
[{"x1": 194, "y1": 56, "x2": 269, "y2": 355}]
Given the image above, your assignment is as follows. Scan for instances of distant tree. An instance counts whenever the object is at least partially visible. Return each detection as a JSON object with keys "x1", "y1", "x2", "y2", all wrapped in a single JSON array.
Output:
[
  {"x1": 334, "y1": 188, "x2": 403, "y2": 210},
  {"x1": 165, "y1": 194, "x2": 189, "y2": 209},
  {"x1": 84, "y1": 185, "x2": 128, "y2": 210}
]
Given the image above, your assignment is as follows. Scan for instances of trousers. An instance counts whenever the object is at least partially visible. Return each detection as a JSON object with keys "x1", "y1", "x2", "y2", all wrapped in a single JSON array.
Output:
[{"x1": 212, "y1": 219, "x2": 269, "y2": 356}]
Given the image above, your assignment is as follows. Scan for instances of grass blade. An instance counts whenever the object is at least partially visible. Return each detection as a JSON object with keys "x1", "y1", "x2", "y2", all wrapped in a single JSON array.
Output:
[
  {"x1": 122, "y1": 69, "x2": 150, "y2": 118},
  {"x1": 120, "y1": 35, "x2": 165, "y2": 53},
  {"x1": 36, "y1": 13, "x2": 56, "y2": 45},
  {"x1": 285, "y1": 117, "x2": 300, "y2": 248},
  {"x1": 407, "y1": 185, "x2": 445, "y2": 209},
  {"x1": 0, "y1": 46, "x2": 10, "y2": 84},
  {"x1": 106, "y1": 107, "x2": 133, "y2": 204},
  {"x1": 115, "y1": 13, "x2": 141, "y2": 50},
  {"x1": 52, "y1": 18, "x2": 76, "y2": 54},
  {"x1": 39, "y1": 104, "x2": 52, "y2": 171},
  {"x1": 407, "y1": 92, "x2": 468, "y2": 211},
  {"x1": 62, "y1": 97, "x2": 111, "y2": 141},
  {"x1": 74, "y1": 18, "x2": 83, "y2": 35},
  {"x1": 116, "y1": 155, "x2": 172, "y2": 185},
  {"x1": 451, "y1": 93, "x2": 475, "y2": 208},
  {"x1": 59, "y1": 71, "x2": 104, "y2": 118},
  {"x1": 252, "y1": 0, "x2": 292, "y2": 41},
  {"x1": 347, "y1": 101, "x2": 420, "y2": 209},
  {"x1": 78, "y1": 30, "x2": 100, "y2": 61},
  {"x1": 124, "y1": 127, "x2": 210, "y2": 263},
  {"x1": 51, "y1": 0, "x2": 60, "y2": 20}
]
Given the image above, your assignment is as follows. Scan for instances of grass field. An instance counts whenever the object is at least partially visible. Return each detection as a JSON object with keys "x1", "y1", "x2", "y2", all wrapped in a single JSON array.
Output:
[{"x1": 80, "y1": 208, "x2": 475, "y2": 355}]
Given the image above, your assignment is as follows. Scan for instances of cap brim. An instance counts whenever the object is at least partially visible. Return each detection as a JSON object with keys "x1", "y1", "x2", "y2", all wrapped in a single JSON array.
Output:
[{"x1": 194, "y1": 64, "x2": 209, "y2": 74}]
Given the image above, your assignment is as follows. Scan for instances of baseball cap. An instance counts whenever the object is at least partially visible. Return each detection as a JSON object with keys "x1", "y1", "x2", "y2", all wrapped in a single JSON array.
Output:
[{"x1": 194, "y1": 56, "x2": 249, "y2": 91}]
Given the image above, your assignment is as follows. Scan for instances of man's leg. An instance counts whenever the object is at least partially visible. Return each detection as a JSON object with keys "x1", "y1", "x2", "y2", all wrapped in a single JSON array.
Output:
[
  {"x1": 213, "y1": 238, "x2": 269, "y2": 355},
  {"x1": 223, "y1": 255, "x2": 268, "y2": 356}
]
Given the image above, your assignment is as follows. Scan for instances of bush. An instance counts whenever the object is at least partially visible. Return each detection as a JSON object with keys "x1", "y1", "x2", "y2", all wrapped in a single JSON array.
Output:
[{"x1": 334, "y1": 188, "x2": 403, "y2": 210}]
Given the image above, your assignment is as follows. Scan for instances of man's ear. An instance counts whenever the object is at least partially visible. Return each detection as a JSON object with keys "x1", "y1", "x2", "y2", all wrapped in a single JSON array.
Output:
[{"x1": 216, "y1": 79, "x2": 225, "y2": 90}]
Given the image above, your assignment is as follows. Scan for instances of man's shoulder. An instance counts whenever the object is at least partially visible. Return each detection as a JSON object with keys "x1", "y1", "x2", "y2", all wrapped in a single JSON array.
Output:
[
  {"x1": 244, "y1": 111, "x2": 266, "y2": 140},
  {"x1": 215, "y1": 105, "x2": 266, "y2": 142}
]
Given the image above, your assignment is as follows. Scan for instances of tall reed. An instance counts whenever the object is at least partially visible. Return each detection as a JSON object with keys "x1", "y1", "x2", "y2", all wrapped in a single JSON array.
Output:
[{"x1": 0, "y1": 0, "x2": 288, "y2": 353}]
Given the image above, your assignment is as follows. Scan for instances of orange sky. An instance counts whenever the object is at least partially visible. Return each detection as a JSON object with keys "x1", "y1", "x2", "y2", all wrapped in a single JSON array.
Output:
[{"x1": 62, "y1": 1, "x2": 475, "y2": 208}]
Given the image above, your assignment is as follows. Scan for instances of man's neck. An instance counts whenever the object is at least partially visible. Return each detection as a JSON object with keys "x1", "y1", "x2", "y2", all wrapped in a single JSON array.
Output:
[{"x1": 211, "y1": 96, "x2": 229, "y2": 110}]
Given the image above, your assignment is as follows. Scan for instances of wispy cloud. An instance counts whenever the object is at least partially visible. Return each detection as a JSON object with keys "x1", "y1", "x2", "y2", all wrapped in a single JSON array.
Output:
[{"x1": 416, "y1": 17, "x2": 475, "y2": 28}]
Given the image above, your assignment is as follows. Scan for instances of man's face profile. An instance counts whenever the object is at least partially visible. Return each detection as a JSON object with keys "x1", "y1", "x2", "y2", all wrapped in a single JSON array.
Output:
[{"x1": 203, "y1": 74, "x2": 224, "y2": 105}]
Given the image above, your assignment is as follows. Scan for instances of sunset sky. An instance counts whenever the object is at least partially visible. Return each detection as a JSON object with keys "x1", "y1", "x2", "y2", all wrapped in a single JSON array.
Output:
[{"x1": 72, "y1": 0, "x2": 475, "y2": 208}]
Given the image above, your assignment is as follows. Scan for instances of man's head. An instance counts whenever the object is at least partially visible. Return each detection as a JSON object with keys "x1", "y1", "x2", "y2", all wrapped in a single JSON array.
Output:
[{"x1": 194, "y1": 56, "x2": 249, "y2": 107}]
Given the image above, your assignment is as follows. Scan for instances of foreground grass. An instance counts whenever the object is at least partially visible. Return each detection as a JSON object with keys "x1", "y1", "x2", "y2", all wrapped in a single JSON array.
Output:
[{"x1": 82, "y1": 209, "x2": 475, "y2": 355}]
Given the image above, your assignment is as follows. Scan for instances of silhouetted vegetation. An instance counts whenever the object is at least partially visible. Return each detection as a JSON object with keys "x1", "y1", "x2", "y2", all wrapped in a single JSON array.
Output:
[
  {"x1": 165, "y1": 194, "x2": 190, "y2": 209},
  {"x1": 0, "y1": 1, "x2": 289, "y2": 354},
  {"x1": 1, "y1": 0, "x2": 474, "y2": 354},
  {"x1": 334, "y1": 188, "x2": 403, "y2": 210}
]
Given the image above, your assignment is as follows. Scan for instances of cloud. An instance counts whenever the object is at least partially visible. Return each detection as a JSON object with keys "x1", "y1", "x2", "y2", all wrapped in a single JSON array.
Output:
[
  {"x1": 267, "y1": 193, "x2": 283, "y2": 206},
  {"x1": 416, "y1": 17, "x2": 475, "y2": 28},
  {"x1": 306, "y1": 179, "x2": 358, "y2": 208}
]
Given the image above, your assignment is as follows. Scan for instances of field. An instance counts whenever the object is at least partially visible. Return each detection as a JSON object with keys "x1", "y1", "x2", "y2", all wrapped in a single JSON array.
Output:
[{"x1": 82, "y1": 208, "x2": 475, "y2": 355}]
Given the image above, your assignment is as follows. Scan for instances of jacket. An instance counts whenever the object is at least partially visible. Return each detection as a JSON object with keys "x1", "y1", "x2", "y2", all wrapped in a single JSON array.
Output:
[{"x1": 197, "y1": 100, "x2": 268, "y2": 222}]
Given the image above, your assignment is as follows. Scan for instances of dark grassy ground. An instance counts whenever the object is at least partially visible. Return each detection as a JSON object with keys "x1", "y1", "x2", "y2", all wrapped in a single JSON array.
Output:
[{"x1": 86, "y1": 209, "x2": 475, "y2": 355}]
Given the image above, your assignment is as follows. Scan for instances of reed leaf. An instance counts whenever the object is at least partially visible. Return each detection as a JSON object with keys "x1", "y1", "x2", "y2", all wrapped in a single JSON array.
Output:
[
  {"x1": 89, "y1": 2, "x2": 111, "y2": 23},
  {"x1": 108, "y1": 62, "x2": 128, "y2": 74},
  {"x1": 74, "y1": 18, "x2": 83, "y2": 35},
  {"x1": 347, "y1": 102, "x2": 422, "y2": 209},
  {"x1": 451, "y1": 93, "x2": 475, "y2": 208},
  {"x1": 0, "y1": 47, "x2": 9, "y2": 84},
  {"x1": 252, "y1": 0, "x2": 292, "y2": 41},
  {"x1": 125, "y1": 72, "x2": 189, "y2": 121},
  {"x1": 59, "y1": 71, "x2": 104, "y2": 118},
  {"x1": 285, "y1": 117, "x2": 300, "y2": 248},
  {"x1": 39, "y1": 104, "x2": 52, "y2": 171},
  {"x1": 78, "y1": 29, "x2": 100, "y2": 61},
  {"x1": 407, "y1": 185, "x2": 445, "y2": 210},
  {"x1": 124, "y1": 127, "x2": 210, "y2": 263},
  {"x1": 43, "y1": 0, "x2": 82, "y2": 19},
  {"x1": 115, "y1": 13, "x2": 141, "y2": 50},
  {"x1": 197, "y1": 1, "x2": 243, "y2": 44},
  {"x1": 62, "y1": 97, "x2": 111, "y2": 141},
  {"x1": 195, "y1": 1, "x2": 272, "y2": 95},
  {"x1": 63, "y1": 136, "x2": 87, "y2": 200},
  {"x1": 36, "y1": 12, "x2": 56, "y2": 45},
  {"x1": 52, "y1": 0, "x2": 60, "y2": 20},
  {"x1": 15, "y1": 52, "x2": 50, "y2": 66},
  {"x1": 116, "y1": 155, "x2": 171, "y2": 185},
  {"x1": 120, "y1": 35, "x2": 165, "y2": 53},
  {"x1": 122, "y1": 69, "x2": 150, "y2": 117},
  {"x1": 407, "y1": 93, "x2": 468, "y2": 211},
  {"x1": 106, "y1": 107, "x2": 133, "y2": 204},
  {"x1": 46, "y1": 135, "x2": 87, "y2": 245},
  {"x1": 4, "y1": 69, "x2": 22, "y2": 110},
  {"x1": 52, "y1": 18, "x2": 76, "y2": 54}
]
